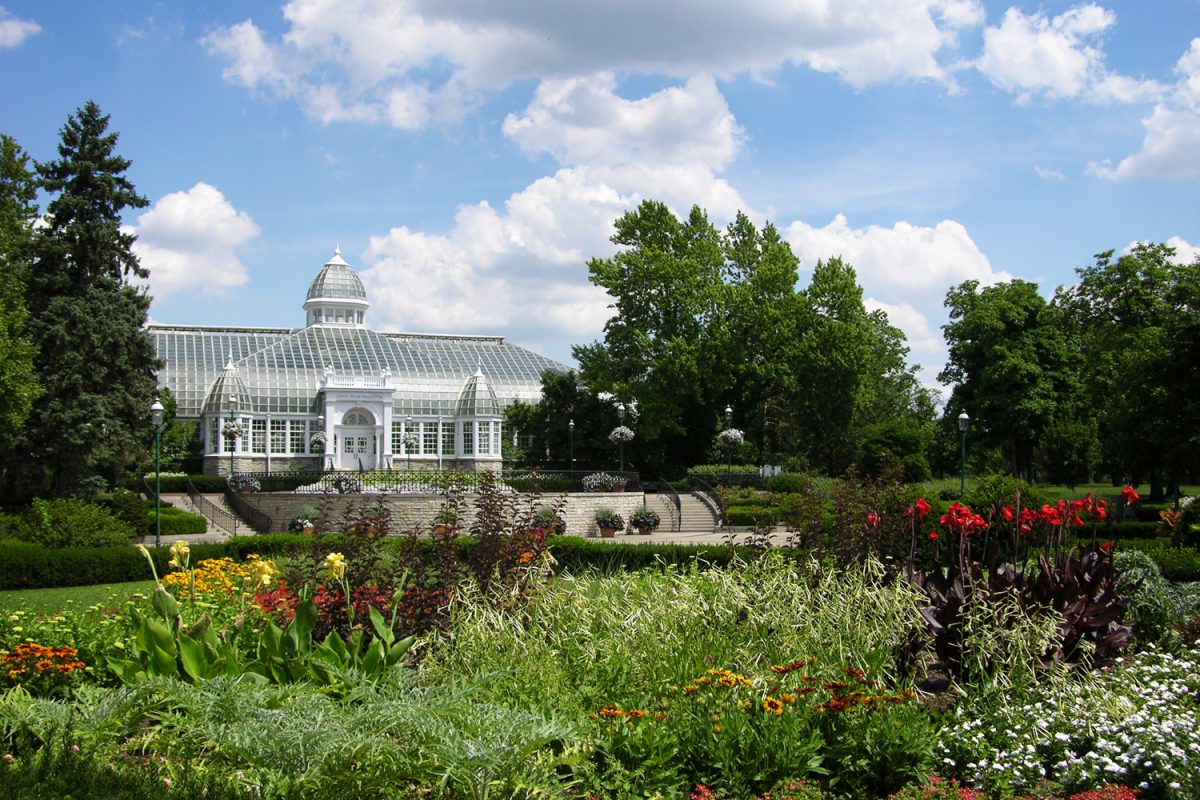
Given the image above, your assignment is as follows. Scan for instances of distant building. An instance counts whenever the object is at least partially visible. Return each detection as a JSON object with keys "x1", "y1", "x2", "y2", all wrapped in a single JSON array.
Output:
[{"x1": 151, "y1": 247, "x2": 566, "y2": 475}]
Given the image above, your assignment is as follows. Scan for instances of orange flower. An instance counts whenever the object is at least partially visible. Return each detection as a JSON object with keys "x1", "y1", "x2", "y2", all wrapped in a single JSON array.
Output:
[{"x1": 762, "y1": 696, "x2": 784, "y2": 714}]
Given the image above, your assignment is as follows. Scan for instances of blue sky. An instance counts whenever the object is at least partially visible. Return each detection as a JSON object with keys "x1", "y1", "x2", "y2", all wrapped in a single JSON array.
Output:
[{"x1": 2, "y1": 0, "x2": 1197, "y2": 395}]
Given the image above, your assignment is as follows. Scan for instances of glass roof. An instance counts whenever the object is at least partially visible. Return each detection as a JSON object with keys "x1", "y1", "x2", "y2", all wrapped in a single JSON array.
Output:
[
  {"x1": 306, "y1": 251, "x2": 367, "y2": 302},
  {"x1": 152, "y1": 325, "x2": 567, "y2": 419}
]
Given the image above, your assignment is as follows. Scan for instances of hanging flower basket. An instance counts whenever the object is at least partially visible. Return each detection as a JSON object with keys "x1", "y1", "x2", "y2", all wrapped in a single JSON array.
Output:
[
  {"x1": 717, "y1": 428, "x2": 744, "y2": 446},
  {"x1": 309, "y1": 431, "x2": 327, "y2": 448},
  {"x1": 608, "y1": 425, "x2": 635, "y2": 444},
  {"x1": 222, "y1": 421, "x2": 245, "y2": 440}
]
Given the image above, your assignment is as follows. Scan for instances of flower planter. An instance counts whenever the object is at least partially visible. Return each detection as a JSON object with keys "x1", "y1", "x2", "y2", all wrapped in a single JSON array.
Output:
[
  {"x1": 599, "y1": 527, "x2": 617, "y2": 538},
  {"x1": 637, "y1": 527, "x2": 653, "y2": 535}
]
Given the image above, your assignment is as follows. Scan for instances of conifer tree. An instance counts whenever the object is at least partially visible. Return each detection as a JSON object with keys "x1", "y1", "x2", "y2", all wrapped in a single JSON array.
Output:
[
  {"x1": 12, "y1": 101, "x2": 159, "y2": 499},
  {"x1": 0, "y1": 135, "x2": 40, "y2": 466}
]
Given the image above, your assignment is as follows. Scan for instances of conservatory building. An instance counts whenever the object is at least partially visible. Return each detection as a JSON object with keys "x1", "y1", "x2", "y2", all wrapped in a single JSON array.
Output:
[{"x1": 150, "y1": 247, "x2": 567, "y2": 475}]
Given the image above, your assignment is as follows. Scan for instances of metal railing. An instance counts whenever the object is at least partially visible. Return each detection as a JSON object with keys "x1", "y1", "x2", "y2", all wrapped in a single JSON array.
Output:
[
  {"x1": 650, "y1": 481, "x2": 682, "y2": 532},
  {"x1": 689, "y1": 475, "x2": 725, "y2": 528},
  {"x1": 185, "y1": 476, "x2": 240, "y2": 535},
  {"x1": 225, "y1": 468, "x2": 642, "y2": 495},
  {"x1": 141, "y1": 476, "x2": 160, "y2": 505},
  {"x1": 222, "y1": 484, "x2": 274, "y2": 534}
]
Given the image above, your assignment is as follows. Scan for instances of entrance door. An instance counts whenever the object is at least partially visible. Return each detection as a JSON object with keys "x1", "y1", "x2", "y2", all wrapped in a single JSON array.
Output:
[{"x1": 336, "y1": 408, "x2": 377, "y2": 470}]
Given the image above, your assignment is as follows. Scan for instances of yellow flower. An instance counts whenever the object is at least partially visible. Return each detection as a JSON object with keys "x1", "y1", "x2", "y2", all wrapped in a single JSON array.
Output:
[
  {"x1": 762, "y1": 696, "x2": 784, "y2": 715},
  {"x1": 168, "y1": 541, "x2": 190, "y2": 570},
  {"x1": 322, "y1": 552, "x2": 347, "y2": 581}
]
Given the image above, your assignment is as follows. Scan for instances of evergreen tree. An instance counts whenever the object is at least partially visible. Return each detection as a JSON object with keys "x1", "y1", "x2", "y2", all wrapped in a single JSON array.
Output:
[
  {"x1": 0, "y1": 135, "x2": 40, "y2": 470},
  {"x1": 11, "y1": 101, "x2": 158, "y2": 499}
]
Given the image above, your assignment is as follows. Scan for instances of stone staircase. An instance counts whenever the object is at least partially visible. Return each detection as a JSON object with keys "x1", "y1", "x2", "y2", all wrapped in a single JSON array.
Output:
[{"x1": 649, "y1": 491, "x2": 718, "y2": 534}]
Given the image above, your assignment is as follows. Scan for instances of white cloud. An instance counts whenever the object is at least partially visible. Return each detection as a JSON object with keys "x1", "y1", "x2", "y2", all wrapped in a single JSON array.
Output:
[
  {"x1": 975, "y1": 4, "x2": 1161, "y2": 104},
  {"x1": 202, "y1": 0, "x2": 983, "y2": 129},
  {"x1": 1090, "y1": 38, "x2": 1200, "y2": 180},
  {"x1": 783, "y1": 214, "x2": 1008, "y2": 295},
  {"x1": 359, "y1": 75, "x2": 755, "y2": 343},
  {"x1": 783, "y1": 214, "x2": 1012, "y2": 379},
  {"x1": 1166, "y1": 236, "x2": 1200, "y2": 264},
  {"x1": 0, "y1": 7, "x2": 39, "y2": 47},
  {"x1": 503, "y1": 74, "x2": 742, "y2": 170},
  {"x1": 1034, "y1": 165, "x2": 1066, "y2": 180},
  {"x1": 864, "y1": 298, "x2": 944, "y2": 356},
  {"x1": 130, "y1": 183, "x2": 260, "y2": 299}
]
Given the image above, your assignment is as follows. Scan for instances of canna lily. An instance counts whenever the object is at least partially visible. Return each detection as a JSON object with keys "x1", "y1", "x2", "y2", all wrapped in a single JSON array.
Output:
[
  {"x1": 321, "y1": 552, "x2": 347, "y2": 581},
  {"x1": 1122, "y1": 485, "x2": 1140, "y2": 505},
  {"x1": 914, "y1": 497, "x2": 931, "y2": 520},
  {"x1": 167, "y1": 540, "x2": 190, "y2": 570}
]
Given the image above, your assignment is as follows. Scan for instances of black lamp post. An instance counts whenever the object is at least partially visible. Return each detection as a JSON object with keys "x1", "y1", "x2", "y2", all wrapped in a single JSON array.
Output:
[
  {"x1": 724, "y1": 404, "x2": 733, "y2": 481},
  {"x1": 150, "y1": 398, "x2": 165, "y2": 549},
  {"x1": 958, "y1": 411, "x2": 970, "y2": 497},
  {"x1": 406, "y1": 414, "x2": 414, "y2": 471},
  {"x1": 228, "y1": 394, "x2": 238, "y2": 478},
  {"x1": 616, "y1": 403, "x2": 626, "y2": 471},
  {"x1": 568, "y1": 418, "x2": 575, "y2": 471}
]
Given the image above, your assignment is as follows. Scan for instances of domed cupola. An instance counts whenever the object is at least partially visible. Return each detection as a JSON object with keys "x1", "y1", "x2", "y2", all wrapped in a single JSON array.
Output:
[
  {"x1": 202, "y1": 355, "x2": 251, "y2": 415},
  {"x1": 304, "y1": 246, "x2": 369, "y2": 328},
  {"x1": 455, "y1": 365, "x2": 500, "y2": 417}
]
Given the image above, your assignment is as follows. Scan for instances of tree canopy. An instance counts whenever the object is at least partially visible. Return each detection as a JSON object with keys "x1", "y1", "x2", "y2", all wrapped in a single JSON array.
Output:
[
  {"x1": 2, "y1": 101, "x2": 160, "y2": 501},
  {"x1": 558, "y1": 200, "x2": 932, "y2": 478}
]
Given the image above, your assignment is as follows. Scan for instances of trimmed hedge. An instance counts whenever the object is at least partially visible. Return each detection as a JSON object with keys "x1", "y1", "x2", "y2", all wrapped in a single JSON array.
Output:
[{"x1": 146, "y1": 507, "x2": 208, "y2": 537}]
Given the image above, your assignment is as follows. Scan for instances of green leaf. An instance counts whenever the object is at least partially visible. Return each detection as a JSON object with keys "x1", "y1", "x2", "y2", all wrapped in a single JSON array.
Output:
[
  {"x1": 178, "y1": 633, "x2": 208, "y2": 681},
  {"x1": 151, "y1": 583, "x2": 180, "y2": 622}
]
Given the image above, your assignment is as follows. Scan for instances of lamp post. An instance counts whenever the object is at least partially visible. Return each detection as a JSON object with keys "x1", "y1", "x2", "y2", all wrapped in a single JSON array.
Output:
[
  {"x1": 616, "y1": 403, "x2": 626, "y2": 471},
  {"x1": 568, "y1": 418, "x2": 575, "y2": 471},
  {"x1": 405, "y1": 414, "x2": 413, "y2": 472},
  {"x1": 317, "y1": 414, "x2": 326, "y2": 470},
  {"x1": 228, "y1": 394, "x2": 238, "y2": 478},
  {"x1": 724, "y1": 405, "x2": 733, "y2": 481},
  {"x1": 958, "y1": 411, "x2": 970, "y2": 497},
  {"x1": 150, "y1": 398, "x2": 165, "y2": 549}
]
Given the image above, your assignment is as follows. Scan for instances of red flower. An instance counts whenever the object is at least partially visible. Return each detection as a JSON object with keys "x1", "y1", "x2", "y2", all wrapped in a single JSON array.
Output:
[
  {"x1": 1001, "y1": 505, "x2": 1014, "y2": 523},
  {"x1": 1122, "y1": 485, "x2": 1140, "y2": 505},
  {"x1": 1040, "y1": 503, "x2": 1062, "y2": 526},
  {"x1": 928, "y1": 530, "x2": 938, "y2": 541},
  {"x1": 914, "y1": 497, "x2": 931, "y2": 520},
  {"x1": 866, "y1": 512, "x2": 880, "y2": 527},
  {"x1": 1101, "y1": 539, "x2": 1113, "y2": 553}
]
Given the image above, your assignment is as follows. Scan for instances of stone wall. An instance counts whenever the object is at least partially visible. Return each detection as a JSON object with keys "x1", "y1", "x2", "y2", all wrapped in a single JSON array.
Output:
[{"x1": 239, "y1": 490, "x2": 647, "y2": 536}]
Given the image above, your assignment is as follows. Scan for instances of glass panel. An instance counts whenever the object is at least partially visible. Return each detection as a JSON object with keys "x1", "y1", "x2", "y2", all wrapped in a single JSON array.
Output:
[
  {"x1": 462, "y1": 422, "x2": 473, "y2": 456},
  {"x1": 391, "y1": 421, "x2": 403, "y2": 454},
  {"x1": 251, "y1": 419, "x2": 266, "y2": 454},
  {"x1": 442, "y1": 424, "x2": 454, "y2": 456},
  {"x1": 271, "y1": 420, "x2": 286, "y2": 453},
  {"x1": 422, "y1": 423, "x2": 436, "y2": 455},
  {"x1": 289, "y1": 420, "x2": 305, "y2": 454},
  {"x1": 479, "y1": 421, "x2": 491, "y2": 456}
]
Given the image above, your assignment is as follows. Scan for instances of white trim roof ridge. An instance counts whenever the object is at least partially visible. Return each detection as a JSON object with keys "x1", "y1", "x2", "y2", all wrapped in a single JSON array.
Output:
[
  {"x1": 377, "y1": 331, "x2": 506, "y2": 343},
  {"x1": 147, "y1": 323, "x2": 297, "y2": 334}
]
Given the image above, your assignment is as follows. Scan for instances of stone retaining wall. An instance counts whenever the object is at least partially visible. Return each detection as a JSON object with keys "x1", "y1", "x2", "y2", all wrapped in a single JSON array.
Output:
[{"x1": 238, "y1": 491, "x2": 647, "y2": 536}]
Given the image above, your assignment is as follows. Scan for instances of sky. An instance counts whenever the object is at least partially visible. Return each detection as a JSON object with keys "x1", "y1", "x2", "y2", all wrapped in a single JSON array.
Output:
[{"x1": 2, "y1": 0, "x2": 1198, "y2": 397}]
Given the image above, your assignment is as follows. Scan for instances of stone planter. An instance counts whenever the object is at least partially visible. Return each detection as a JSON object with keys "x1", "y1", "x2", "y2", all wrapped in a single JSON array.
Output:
[{"x1": 599, "y1": 527, "x2": 617, "y2": 538}]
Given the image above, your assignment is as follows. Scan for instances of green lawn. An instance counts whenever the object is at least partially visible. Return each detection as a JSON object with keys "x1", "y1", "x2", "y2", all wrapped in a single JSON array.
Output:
[{"x1": 0, "y1": 580, "x2": 156, "y2": 615}]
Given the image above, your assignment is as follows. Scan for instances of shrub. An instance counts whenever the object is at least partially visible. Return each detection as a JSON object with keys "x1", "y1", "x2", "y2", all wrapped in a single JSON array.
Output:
[
  {"x1": 19, "y1": 499, "x2": 136, "y2": 549},
  {"x1": 764, "y1": 473, "x2": 809, "y2": 494},
  {"x1": 961, "y1": 473, "x2": 1045, "y2": 515},
  {"x1": 96, "y1": 489, "x2": 153, "y2": 537},
  {"x1": 147, "y1": 507, "x2": 208, "y2": 537}
]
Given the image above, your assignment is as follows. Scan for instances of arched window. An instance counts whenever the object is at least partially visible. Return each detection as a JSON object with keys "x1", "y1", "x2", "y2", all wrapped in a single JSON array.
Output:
[{"x1": 342, "y1": 408, "x2": 375, "y2": 426}]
